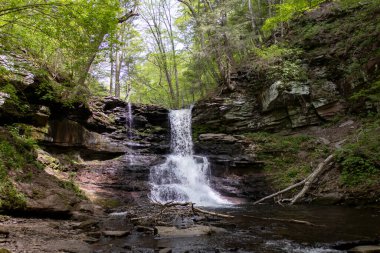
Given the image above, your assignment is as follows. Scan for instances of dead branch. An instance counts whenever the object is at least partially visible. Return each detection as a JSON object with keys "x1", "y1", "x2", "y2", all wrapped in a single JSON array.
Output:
[
  {"x1": 290, "y1": 154, "x2": 334, "y2": 205},
  {"x1": 243, "y1": 215, "x2": 324, "y2": 227},
  {"x1": 253, "y1": 179, "x2": 307, "y2": 205},
  {"x1": 159, "y1": 201, "x2": 235, "y2": 218},
  {"x1": 253, "y1": 154, "x2": 335, "y2": 205},
  {"x1": 192, "y1": 207, "x2": 234, "y2": 218}
]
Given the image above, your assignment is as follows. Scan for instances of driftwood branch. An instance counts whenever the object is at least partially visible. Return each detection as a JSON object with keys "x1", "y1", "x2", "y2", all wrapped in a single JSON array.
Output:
[
  {"x1": 192, "y1": 206, "x2": 234, "y2": 218},
  {"x1": 254, "y1": 154, "x2": 335, "y2": 205},
  {"x1": 253, "y1": 179, "x2": 306, "y2": 205},
  {"x1": 290, "y1": 154, "x2": 334, "y2": 204},
  {"x1": 159, "y1": 201, "x2": 234, "y2": 218},
  {"x1": 243, "y1": 215, "x2": 324, "y2": 227}
]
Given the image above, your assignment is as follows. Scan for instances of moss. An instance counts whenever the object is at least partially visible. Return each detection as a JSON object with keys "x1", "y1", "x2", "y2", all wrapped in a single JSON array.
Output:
[
  {"x1": 60, "y1": 180, "x2": 86, "y2": 199},
  {"x1": 94, "y1": 198, "x2": 121, "y2": 209},
  {"x1": 0, "y1": 163, "x2": 26, "y2": 210},
  {"x1": 35, "y1": 79, "x2": 88, "y2": 109},
  {"x1": 245, "y1": 132, "x2": 330, "y2": 189},
  {"x1": 0, "y1": 128, "x2": 43, "y2": 210}
]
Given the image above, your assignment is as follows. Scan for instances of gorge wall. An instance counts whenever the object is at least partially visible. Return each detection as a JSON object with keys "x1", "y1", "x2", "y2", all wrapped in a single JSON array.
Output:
[
  {"x1": 192, "y1": 1, "x2": 380, "y2": 204},
  {"x1": 0, "y1": 53, "x2": 171, "y2": 212}
]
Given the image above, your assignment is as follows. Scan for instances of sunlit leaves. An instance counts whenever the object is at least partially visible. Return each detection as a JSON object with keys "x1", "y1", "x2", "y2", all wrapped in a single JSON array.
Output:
[{"x1": 0, "y1": 0, "x2": 122, "y2": 83}]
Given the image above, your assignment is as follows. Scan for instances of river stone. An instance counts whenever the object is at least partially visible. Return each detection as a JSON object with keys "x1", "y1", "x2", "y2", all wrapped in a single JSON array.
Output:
[
  {"x1": 348, "y1": 245, "x2": 380, "y2": 253},
  {"x1": 155, "y1": 225, "x2": 227, "y2": 238},
  {"x1": 46, "y1": 239, "x2": 92, "y2": 253},
  {"x1": 159, "y1": 248, "x2": 172, "y2": 253},
  {"x1": 73, "y1": 219, "x2": 99, "y2": 230},
  {"x1": 102, "y1": 230, "x2": 131, "y2": 237}
]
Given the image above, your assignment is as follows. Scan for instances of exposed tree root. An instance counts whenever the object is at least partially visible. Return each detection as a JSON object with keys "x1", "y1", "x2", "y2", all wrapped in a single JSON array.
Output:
[{"x1": 254, "y1": 154, "x2": 335, "y2": 205}]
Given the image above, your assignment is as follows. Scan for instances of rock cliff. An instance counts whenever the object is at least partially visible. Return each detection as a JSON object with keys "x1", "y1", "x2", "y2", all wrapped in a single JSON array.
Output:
[
  {"x1": 192, "y1": 2, "x2": 380, "y2": 203},
  {"x1": 0, "y1": 51, "x2": 170, "y2": 213}
]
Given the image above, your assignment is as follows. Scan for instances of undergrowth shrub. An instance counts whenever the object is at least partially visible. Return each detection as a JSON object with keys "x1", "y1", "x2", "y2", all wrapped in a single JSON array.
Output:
[{"x1": 336, "y1": 119, "x2": 380, "y2": 186}]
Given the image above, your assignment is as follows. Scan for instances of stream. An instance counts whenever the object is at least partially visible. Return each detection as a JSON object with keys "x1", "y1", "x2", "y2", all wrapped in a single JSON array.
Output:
[
  {"x1": 92, "y1": 108, "x2": 380, "y2": 253},
  {"x1": 94, "y1": 204, "x2": 380, "y2": 252}
]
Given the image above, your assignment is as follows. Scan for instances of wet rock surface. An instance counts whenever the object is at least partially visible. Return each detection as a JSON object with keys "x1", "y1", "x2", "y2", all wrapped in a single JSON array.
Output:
[{"x1": 43, "y1": 96, "x2": 170, "y2": 157}]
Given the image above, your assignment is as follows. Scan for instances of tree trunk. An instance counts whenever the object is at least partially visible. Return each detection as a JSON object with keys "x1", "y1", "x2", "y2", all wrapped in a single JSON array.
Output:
[{"x1": 109, "y1": 44, "x2": 114, "y2": 96}]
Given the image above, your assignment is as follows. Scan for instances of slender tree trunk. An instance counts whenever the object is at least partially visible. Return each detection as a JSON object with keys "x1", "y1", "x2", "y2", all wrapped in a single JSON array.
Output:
[
  {"x1": 115, "y1": 48, "x2": 122, "y2": 98},
  {"x1": 110, "y1": 44, "x2": 114, "y2": 96}
]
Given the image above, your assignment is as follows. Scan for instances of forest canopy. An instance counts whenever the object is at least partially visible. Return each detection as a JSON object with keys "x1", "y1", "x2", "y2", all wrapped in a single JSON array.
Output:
[{"x1": 1, "y1": 0, "x2": 377, "y2": 109}]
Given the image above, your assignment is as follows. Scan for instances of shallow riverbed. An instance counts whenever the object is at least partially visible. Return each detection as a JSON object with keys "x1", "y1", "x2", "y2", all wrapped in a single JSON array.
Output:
[{"x1": 94, "y1": 204, "x2": 380, "y2": 253}]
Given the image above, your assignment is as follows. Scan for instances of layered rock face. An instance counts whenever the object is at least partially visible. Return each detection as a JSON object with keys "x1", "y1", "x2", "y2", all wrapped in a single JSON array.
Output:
[
  {"x1": 41, "y1": 97, "x2": 170, "y2": 206},
  {"x1": 192, "y1": 2, "x2": 380, "y2": 201},
  {"x1": 0, "y1": 50, "x2": 170, "y2": 211},
  {"x1": 43, "y1": 97, "x2": 170, "y2": 158}
]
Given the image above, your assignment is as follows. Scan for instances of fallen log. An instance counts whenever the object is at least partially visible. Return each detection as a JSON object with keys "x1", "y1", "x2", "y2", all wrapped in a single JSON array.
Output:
[
  {"x1": 253, "y1": 179, "x2": 306, "y2": 205},
  {"x1": 253, "y1": 154, "x2": 335, "y2": 205},
  {"x1": 160, "y1": 201, "x2": 235, "y2": 218},
  {"x1": 290, "y1": 154, "x2": 334, "y2": 205},
  {"x1": 192, "y1": 206, "x2": 234, "y2": 218},
  {"x1": 131, "y1": 201, "x2": 234, "y2": 224}
]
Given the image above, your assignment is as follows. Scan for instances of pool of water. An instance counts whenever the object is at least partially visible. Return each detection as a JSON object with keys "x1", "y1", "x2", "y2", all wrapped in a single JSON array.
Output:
[{"x1": 94, "y1": 204, "x2": 380, "y2": 253}]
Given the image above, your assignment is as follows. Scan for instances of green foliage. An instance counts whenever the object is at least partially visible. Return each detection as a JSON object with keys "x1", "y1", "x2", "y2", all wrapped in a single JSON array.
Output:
[
  {"x1": 0, "y1": 83, "x2": 30, "y2": 113},
  {"x1": 340, "y1": 156, "x2": 377, "y2": 186},
  {"x1": 35, "y1": 79, "x2": 88, "y2": 108},
  {"x1": 252, "y1": 45, "x2": 302, "y2": 61},
  {"x1": 336, "y1": 119, "x2": 380, "y2": 187},
  {"x1": 251, "y1": 45, "x2": 306, "y2": 83},
  {"x1": 0, "y1": 137, "x2": 30, "y2": 210},
  {"x1": 0, "y1": 140, "x2": 26, "y2": 170},
  {"x1": 338, "y1": 0, "x2": 380, "y2": 9},
  {"x1": 351, "y1": 80, "x2": 380, "y2": 103},
  {"x1": 7, "y1": 124, "x2": 38, "y2": 150},
  {"x1": 245, "y1": 132, "x2": 328, "y2": 188},
  {"x1": 262, "y1": 0, "x2": 326, "y2": 33},
  {"x1": 0, "y1": 177, "x2": 26, "y2": 210},
  {"x1": 60, "y1": 179, "x2": 86, "y2": 199},
  {"x1": 0, "y1": 0, "x2": 123, "y2": 86}
]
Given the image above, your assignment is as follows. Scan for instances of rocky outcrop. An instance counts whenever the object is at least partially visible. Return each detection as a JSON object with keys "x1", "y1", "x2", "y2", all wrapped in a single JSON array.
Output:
[
  {"x1": 192, "y1": 2, "x2": 380, "y2": 202},
  {"x1": 1, "y1": 51, "x2": 171, "y2": 211},
  {"x1": 42, "y1": 97, "x2": 170, "y2": 158},
  {"x1": 37, "y1": 97, "x2": 170, "y2": 207},
  {"x1": 193, "y1": 76, "x2": 345, "y2": 134}
]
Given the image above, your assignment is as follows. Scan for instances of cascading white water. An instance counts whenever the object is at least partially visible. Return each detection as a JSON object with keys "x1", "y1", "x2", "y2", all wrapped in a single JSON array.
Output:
[
  {"x1": 149, "y1": 108, "x2": 231, "y2": 207},
  {"x1": 125, "y1": 102, "x2": 135, "y2": 164}
]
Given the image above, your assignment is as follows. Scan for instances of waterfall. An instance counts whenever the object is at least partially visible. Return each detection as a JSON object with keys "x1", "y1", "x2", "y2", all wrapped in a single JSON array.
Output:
[
  {"x1": 125, "y1": 102, "x2": 135, "y2": 164},
  {"x1": 149, "y1": 108, "x2": 231, "y2": 207}
]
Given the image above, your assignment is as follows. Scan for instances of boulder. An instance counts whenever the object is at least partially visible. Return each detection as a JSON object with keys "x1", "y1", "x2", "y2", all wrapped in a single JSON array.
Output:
[
  {"x1": 348, "y1": 245, "x2": 380, "y2": 253},
  {"x1": 261, "y1": 81, "x2": 310, "y2": 112},
  {"x1": 155, "y1": 225, "x2": 227, "y2": 238}
]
